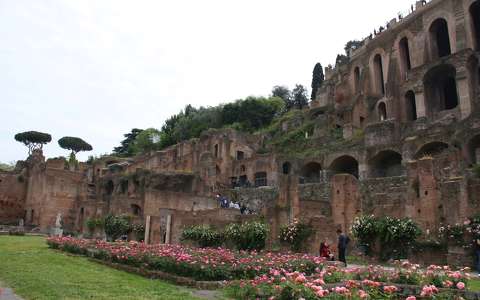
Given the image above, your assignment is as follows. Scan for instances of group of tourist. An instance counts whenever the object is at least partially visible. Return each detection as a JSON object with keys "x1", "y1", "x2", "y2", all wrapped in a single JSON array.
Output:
[{"x1": 215, "y1": 194, "x2": 255, "y2": 215}]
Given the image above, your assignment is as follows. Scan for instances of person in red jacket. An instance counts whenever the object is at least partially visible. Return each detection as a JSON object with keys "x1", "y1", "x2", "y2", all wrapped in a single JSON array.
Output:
[{"x1": 319, "y1": 240, "x2": 334, "y2": 261}]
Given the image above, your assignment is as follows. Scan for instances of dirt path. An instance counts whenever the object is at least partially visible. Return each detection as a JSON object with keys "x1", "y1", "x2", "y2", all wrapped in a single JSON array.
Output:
[{"x1": 0, "y1": 283, "x2": 23, "y2": 300}]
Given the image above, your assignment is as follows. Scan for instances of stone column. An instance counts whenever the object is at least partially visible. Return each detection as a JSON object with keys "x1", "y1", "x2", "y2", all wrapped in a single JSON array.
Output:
[
  {"x1": 165, "y1": 214, "x2": 172, "y2": 244},
  {"x1": 144, "y1": 215, "x2": 151, "y2": 244},
  {"x1": 457, "y1": 70, "x2": 472, "y2": 119}
]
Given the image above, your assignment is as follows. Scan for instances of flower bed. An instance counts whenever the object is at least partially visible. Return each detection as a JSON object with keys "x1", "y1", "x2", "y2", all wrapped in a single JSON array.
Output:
[
  {"x1": 47, "y1": 237, "x2": 475, "y2": 299},
  {"x1": 226, "y1": 262, "x2": 473, "y2": 299},
  {"x1": 46, "y1": 237, "x2": 324, "y2": 281}
]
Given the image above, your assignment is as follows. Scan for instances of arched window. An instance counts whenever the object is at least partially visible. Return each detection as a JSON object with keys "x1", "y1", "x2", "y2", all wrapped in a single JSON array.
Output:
[
  {"x1": 378, "y1": 102, "x2": 387, "y2": 121},
  {"x1": 329, "y1": 155, "x2": 359, "y2": 178},
  {"x1": 373, "y1": 54, "x2": 385, "y2": 95},
  {"x1": 354, "y1": 67, "x2": 361, "y2": 94},
  {"x1": 429, "y1": 18, "x2": 451, "y2": 58},
  {"x1": 405, "y1": 91, "x2": 417, "y2": 121},
  {"x1": 368, "y1": 150, "x2": 404, "y2": 178},
  {"x1": 131, "y1": 204, "x2": 142, "y2": 216},
  {"x1": 399, "y1": 37, "x2": 412, "y2": 75},
  {"x1": 415, "y1": 142, "x2": 449, "y2": 159},
  {"x1": 470, "y1": 1, "x2": 480, "y2": 50},
  {"x1": 300, "y1": 162, "x2": 322, "y2": 183},
  {"x1": 282, "y1": 162, "x2": 291, "y2": 175},
  {"x1": 423, "y1": 64, "x2": 459, "y2": 114}
]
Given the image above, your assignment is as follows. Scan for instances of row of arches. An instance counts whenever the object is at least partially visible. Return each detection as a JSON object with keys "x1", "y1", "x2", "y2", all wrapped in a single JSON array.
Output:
[{"x1": 353, "y1": 2, "x2": 480, "y2": 99}]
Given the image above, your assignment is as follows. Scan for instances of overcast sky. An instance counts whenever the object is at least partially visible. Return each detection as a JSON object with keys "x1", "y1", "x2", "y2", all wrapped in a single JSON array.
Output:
[{"x1": 0, "y1": 0, "x2": 413, "y2": 163}]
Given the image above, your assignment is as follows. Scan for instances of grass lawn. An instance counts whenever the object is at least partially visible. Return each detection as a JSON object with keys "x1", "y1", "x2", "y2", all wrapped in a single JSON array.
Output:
[{"x1": 0, "y1": 236, "x2": 205, "y2": 300}]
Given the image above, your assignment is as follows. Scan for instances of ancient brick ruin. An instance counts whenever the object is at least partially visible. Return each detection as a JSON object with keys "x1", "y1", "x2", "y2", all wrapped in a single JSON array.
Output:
[{"x1": 1, "y1": 0, "x2": 480, "y2": 259}]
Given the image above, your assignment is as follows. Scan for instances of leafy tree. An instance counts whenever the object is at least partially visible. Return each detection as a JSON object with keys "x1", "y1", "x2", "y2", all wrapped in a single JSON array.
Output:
[
  {"x1": 291, "y1": 84, "x2": 309, "y2": 109},
  {"x1": 344, "y1": 40, "x2": 364, "y2": 55},
  {"x1": 104, "y1": 214, "x2": 131, "y2": 241},
  {"x1": 310, "y1": 63, "x2": 324, "y2": 100},
  {"x1": 129, "y1": 128, "x2": 162, "y2": 154},
  {"x1": 335, "y1": 54, "x2": 349, "y2": 67},
  {"x1": 14, "y1": 131, "x2": 52, "y2": 155},
  {"x1": 58, "y1": 136, "x2": 93, "y2": 165},
  {"x1": 272, "y1": 85, "x2": 292, "y2": 108},
  {"x1": 113, "y1": 128, "x2": 143, "y2": 157},
  {"x1": 0, "y1": 162, "x2": 14, "y2": 172}
]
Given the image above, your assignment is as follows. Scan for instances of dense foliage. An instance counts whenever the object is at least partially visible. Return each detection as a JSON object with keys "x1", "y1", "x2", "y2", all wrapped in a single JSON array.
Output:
[
  {"x1": 351, "y1": 216, "x2": 422, "y2": 260},
  {"x1": 58, "y1": 136, "x2": 93, "y2": 154},
  {"x1": 181, "y1": 221, "x2": 269, "y2": 251},
  {"x1": 310, "y1": 63, "x2": 324, "y2": 100},
  {"x1": 280, "y1": 219, "x2": 315, "y2": 252},
  {"x1": 86, "y1": 218, "x2": 104, "y2": 233},
  {"x1": 112, "y1": 128, "x2": 144, "y2": 157},
  {"x1": 181, "y1": 225, "x2": 223, "y2": 248},
  {"x1": 14, "y1": 131, "x2": 52, "y2": 154},
  {"x1": 0, "y1": 162, "x2": 14, "y2": 172},
  {"x1": 103, "y1": 214, "x2": 131, "y2": 241}
]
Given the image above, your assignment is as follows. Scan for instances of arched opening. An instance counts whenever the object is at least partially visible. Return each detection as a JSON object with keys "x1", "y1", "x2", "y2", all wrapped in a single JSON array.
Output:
[
  {"x1": 424, "y1": 64, "x2": 459, "y2": 114},
  {"x1": 254, "y1": 172, "x2": 267, "y2": 187},
  {"x1": 373, "y1": 54, "x2": 385, "y2": 95},
  {"x1": 429, "y1": 18, "x2": 451, "y2": 58},
  {"x1": 470, "y1": 1, "x2": 480, "y2": 50},
  {"x1": 131, "y1": 204, "x2": 142, "y2": 216},
  {"x1": 329, "y1": 155, "x2": 359, "y2": 178},
  {"x1": 468, "y1": 135, "x2": 480, "y2": 165},
  {"x1": 354, "y1": 67, "x2": 361, "y2": 94},
  {"x1": 105, "y1": 180, "x2": 114, "y2": 195},
  {"x1": 368, "y1": 150, "x2": 404, "y2": 178},
  {"x1": 415, "y1": 142, "x2": 450, "y2": 159},
  {"x1": 120, "y1": 180, "x2": 128, "y2": 194},
  {"x1": 405, "y1": 91, "x2": 418, "y2": 121},
  {"x1": 399, "y1": 37, "x2": 412, "y2": 74},
  {"x1": 282, "y1": 162, "x2": 291, "y2": 175},
  {"x1": 300, "y1": 162, "x2": 322, "y2": 183},
  {"x1": 214, "y1": 144, "x2": 219, "y2": 158},
  {"x1": 378, "y1": 102, "x2": 387, "y2": 121},
  {"x1": 79, "y1": 207, "x2": 84, "y2": 232},
  {"x1": 236, "y1": 151, "x2": 245, "y2": 160}
]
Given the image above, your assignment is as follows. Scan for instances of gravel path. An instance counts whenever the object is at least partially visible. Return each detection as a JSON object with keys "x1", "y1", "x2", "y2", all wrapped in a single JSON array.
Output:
[{"x1": 0, "y1": 284, "x2": 23, "y2": 300}]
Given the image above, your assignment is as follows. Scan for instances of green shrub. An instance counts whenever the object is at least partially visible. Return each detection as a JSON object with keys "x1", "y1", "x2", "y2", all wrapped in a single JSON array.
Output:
[
  {"x1": 279, "y1": 219, "x2": 314, "y2": 252},
  {"x1": 104, "y1": 214, "x2": 131, "y2": 241},
  {"x1": 224, "y1": 221, "x2": 269, "y2": 251},
  {"x1": 130, "y1": 223, "x2": 145, "y2": 241},
  {"x1": 351, "y1": 215, "x2": 377, "y2": 253},
  {"x1": 181, "y1": 225, "x2": 223, "y2": 248},
  {"x1": 86, "y1": 218, "x2": 104, "y2": 233}
]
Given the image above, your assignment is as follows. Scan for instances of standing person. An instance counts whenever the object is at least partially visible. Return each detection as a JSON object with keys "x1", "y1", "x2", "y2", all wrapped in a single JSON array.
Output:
[{"x1": 337, "y1": 229, "x2": 349, "y2": 267}]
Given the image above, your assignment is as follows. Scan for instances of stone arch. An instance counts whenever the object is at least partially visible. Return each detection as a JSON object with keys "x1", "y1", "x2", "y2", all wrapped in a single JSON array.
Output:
[
  {"x1": 423, "y1": 64, "x2": 459, "y2": 115},
  {"x1": 352, "y1": 65, "x2": 361, "y2": 94},
  {"x1": 373, "y1": 54, "x2": 385, "y2": 95},
  {"x1": 368, "y1": 150, "x2": 404, "y2": 178},
  {"x1": 131, "y1": 204, "x2": 142, "y2": 216},
  {"x1": 429, "y1": 18, "x2": 452, "y2": 58},
  {"x1": 329, "y1": 155, "x2": 359, "y2": 178},
  {"x1": 415, "y1": 141, "x2": 450, "y2": 159},
  {"x1": 378, "y1": 101, "x2": 387, "y2": 121},
  {"x1": 399, "y1": 36, "x2": 412, "y2": 76},
  {"x1": 470, "y1": 1, "x2": 480, "y2": 50},
  {"x1": 300, "y1": 162, "x2": 322, "y2": 183},
  {"x1": 405, "y1": 90, "x2": 418, "y2": 121},
  {"x1": 282, "y1": 162, "x2": 291, "y2": 175}
]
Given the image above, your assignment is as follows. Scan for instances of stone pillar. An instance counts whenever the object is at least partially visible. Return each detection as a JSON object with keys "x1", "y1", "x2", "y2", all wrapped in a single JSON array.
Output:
[
  {"x1": 165, "y1": 214, "x2": 172, "y2": 244},
  {"x1": 457, "y1": 70, "x2": 472, "y2": 119},
  {"x1": 414, "y1": 89, "x2": 427, "y2": 118},
  {"x1": 144, "y1": 215, "x2": 151, "y2": 244}
]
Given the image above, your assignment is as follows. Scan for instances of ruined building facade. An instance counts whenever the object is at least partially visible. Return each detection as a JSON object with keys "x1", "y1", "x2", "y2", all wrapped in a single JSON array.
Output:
[{"x1": 1, "y1": 0, "x2": 480, "y2": 255}]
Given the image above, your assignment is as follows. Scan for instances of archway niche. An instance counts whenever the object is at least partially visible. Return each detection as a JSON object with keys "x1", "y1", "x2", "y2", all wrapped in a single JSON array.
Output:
[
  {"x1": 368, "y1": 150, "x2": 404, "y2": 178},
  {"x1": 282, "y1": 162, "x2": 292, "y2": 175},
  {"x1": 429, "y1": 18, "x2": 451, "y2": 58},
  {"x1": 399, "y1": 37, "x2": 412, "y2": 74},
  {"x1": 405, "y1": 90, "x2": 418, "y2": 121},
  {"x1": 470, "y1": 1, "x2": 480, "y2": 50},
  {"x1": 131, "y1": 204, "x2": 142, "y2": 216},
  {"x1": 378, "y1": 102, "x2": 387, "y2": 121},
  {"x1": 423, "y1": 64, "x2": 459, "y2": 114},
  {"x1": 373, "y1": 54, "x2": 385, "y2": 95},
  {"x1": 105, "y1": 180, "x2": 114, "y2": 195},
  {"x1": 354, "y1": 67, "x2": 361, "y2": 94},
  {"x1": 329, "y1": 155, "x2": 359, "y2": 179},
  {"x1": 468, "y1": 135, "x2": 480, "y2": 165},
  {"x1": 300, "y1": 162, "x2": 322, "y2": 183},
  {"x1": 415, "y1": 142, "x2": 449, "y2": 159}
]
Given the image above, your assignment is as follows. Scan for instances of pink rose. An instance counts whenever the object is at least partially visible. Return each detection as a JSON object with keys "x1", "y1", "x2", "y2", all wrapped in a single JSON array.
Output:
[{"x1": 456, "y1": 282, "x2": 465, "y2": 290}]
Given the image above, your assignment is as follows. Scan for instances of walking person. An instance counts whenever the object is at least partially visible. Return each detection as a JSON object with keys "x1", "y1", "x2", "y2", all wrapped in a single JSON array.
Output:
[{"x1": 337, "y1": 229, "x2": 349, "y2": 267}]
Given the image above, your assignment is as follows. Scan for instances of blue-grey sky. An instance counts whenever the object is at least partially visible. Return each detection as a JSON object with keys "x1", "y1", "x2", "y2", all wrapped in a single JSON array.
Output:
[{"x1": 1, "y1": 0, "x2": 413, "y2": 163}]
